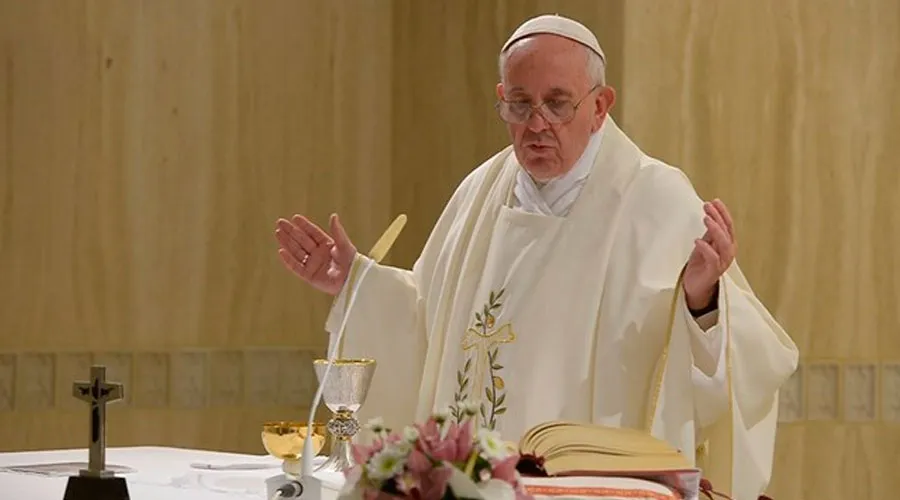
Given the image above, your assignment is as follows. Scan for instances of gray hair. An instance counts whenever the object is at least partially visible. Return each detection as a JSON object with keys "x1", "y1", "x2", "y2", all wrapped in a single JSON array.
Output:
[{"x1": 498, "y1": 42, "x2": 606, "y2": 87}]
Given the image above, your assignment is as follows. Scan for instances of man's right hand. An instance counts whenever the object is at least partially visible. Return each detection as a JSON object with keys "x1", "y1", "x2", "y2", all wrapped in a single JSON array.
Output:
[{"x1": 275, "y1": 213, "x2": 357, "y2": 296}]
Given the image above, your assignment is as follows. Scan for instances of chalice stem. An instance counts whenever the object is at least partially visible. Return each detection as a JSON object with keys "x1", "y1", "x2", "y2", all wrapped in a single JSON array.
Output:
[
  {"x1": 315, "y1": 439, "x2": 353, "y2": 473},
  {"x1": 315, "y1": 409, "x2": 359, "y2": 473}
]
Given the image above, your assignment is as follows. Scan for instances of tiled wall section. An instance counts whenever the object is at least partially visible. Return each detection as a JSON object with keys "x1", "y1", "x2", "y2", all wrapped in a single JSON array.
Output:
[
  {"x1": 0, "y1": 348, "x2": 324, "y2": 412},
  {"x1": 0, "y1": 354, "x2": 896, "y2": 423},
  {"x1": 778, "y1": 361, "x2": 900, "y2": 423}
]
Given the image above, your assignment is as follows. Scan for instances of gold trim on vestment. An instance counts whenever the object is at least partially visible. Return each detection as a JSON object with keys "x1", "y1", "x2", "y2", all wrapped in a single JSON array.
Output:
[
  {"x1": 643, "y1": 267, "x2": 686, "y2": 431},
  {"x1": 313, "y1": 358, "x2": 376, "y2": 366},
  {"x1": 643, "y1": 267, "x2": 734, "y2": 495}
]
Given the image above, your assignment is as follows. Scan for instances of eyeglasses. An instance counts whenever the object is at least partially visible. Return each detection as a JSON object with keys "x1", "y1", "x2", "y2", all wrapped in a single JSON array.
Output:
[{"x1": 495, "y1": 84, "x2": 602, "y2": 124}]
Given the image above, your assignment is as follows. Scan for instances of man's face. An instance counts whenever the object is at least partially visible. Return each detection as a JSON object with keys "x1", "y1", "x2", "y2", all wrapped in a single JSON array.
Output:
[{"x1": 497, "y1": 35, "x2": 614, "y2": 182}]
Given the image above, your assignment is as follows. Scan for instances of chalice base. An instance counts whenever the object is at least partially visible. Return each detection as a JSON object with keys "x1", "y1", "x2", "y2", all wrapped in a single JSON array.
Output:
[{"x1": 313, "y1": 439, "x2": 354, "y2": 474}]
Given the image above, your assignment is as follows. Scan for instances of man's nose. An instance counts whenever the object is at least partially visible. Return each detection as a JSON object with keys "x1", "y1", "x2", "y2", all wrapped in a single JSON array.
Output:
[{"x1": 525, "y1": 108, "x2": 550, "y2": 133}]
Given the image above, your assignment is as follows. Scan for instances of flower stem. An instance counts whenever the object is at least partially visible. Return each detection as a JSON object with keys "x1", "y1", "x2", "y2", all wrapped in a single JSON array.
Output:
[{"x1": 464, "y1": 450, "x2": 478, "y2": 477}]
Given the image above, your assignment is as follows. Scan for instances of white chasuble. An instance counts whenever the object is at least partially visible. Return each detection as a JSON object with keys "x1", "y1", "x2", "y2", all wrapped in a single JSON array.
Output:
[{"x1": 325, "y1": 117, "x2": 799, "y2": 500}]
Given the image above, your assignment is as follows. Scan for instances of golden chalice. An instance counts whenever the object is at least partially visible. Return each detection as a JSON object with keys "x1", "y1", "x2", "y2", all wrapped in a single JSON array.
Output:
[{"x1": 261, "y1": 421, "x2": 327, "y2": 478}]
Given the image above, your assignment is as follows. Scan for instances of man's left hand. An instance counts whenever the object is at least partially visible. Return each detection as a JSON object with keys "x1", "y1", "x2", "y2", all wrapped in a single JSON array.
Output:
[{"x1": 683, "y1": 199, "x2": 737, "y2": 311}]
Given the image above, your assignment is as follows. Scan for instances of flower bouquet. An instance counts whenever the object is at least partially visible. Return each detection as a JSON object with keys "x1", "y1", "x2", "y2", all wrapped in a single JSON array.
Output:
[{"x1": 338, "y1": 401, "x2": 532, "y2": 500}]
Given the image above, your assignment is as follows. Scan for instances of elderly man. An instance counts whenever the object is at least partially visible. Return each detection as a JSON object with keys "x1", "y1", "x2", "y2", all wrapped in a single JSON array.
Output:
[{"x1": 275, "y1": 14, "x2": 798, "y2": 500}]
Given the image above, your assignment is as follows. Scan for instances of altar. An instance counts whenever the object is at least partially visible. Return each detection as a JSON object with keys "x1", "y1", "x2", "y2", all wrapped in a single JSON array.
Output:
[
  {"x1": 0, "y1": 446, "x2": 694, "y2": 500},
  {"x1": 2, "y1": 362, "x2": 692, "y2": 500},
  {"x1": 0, "y1": 446, "x2": 345, "y2": 500}
]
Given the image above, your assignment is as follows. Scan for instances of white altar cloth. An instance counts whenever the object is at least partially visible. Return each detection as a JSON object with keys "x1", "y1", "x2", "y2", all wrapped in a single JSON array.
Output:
[
  {"x1": 0, "y1": 447, "x2": 693, "y2": 500},
  {"x1": 0, "y1": 446, "x2": 345, "y2": 499}
]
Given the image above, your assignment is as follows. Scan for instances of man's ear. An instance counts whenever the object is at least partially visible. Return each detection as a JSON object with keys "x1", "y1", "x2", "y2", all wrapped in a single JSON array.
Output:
[
  {"x1": 594, "y1": 85, "x2": 617, "y2": 129},
  {"x1": 496, "y1": 82, "x2": 505, "y2": 100}
]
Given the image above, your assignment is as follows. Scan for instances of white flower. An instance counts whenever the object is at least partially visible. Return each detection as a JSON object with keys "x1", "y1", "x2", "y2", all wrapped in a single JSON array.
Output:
[
  {"x1": 402, "y1": 425, "x2": 420, "y2": 443},
  {"x1": 433, "y1": 406, "x2": 452, "y2": 424},
  {"x1": 476, "y1": 428, "x2": 508, "y2": 460},
  {"x1": 365, "y1": 446, "x2": 408, "y2": 481},
  {"x1": 457, "y1": 400, "x2": 480, "y2": 419},
  {"x1": 364, "y1": 417, "x2": 386, "y2": 433}
]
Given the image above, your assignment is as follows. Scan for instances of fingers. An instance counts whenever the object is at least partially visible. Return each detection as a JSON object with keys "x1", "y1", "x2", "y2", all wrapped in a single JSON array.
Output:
[
  {"x1": 275, "y1": 215, "x2": 334, "y2": 278},
  {"x1": 329, "y1": 214, "x2": 355, "y2": 258},
  {"x1": 694, "y1": 239, "x2": 719, "y2": 266},
  {"x1": 704, "y1": 216, "x2": 734, "y2": 256},
  {"x1": 703, "y1": 202, "x2": 728, "y2": 241},
  {"x1": 275, "y1": 229, "x2": 310, "y2": 270},
  {"x1": 276, "y1": 218, "x2": 318, "y2": 255},
  {"x1": 292, "y1": 215, "x2": 334, "y2": 246},
  {"x1": 301, "y1": 245, "x2": 331, "y2": 278},
  {"x1": 278, "y1": 247, "x2": 306, "y2": 276},
  {"x1": 705, "y1": 199, "x2": 735, "y2": 242}
]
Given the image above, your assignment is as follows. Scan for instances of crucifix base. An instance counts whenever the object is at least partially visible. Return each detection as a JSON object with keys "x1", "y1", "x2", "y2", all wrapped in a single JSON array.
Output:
[{"x1": 63, "y1": 474, "x2": 130, "y2": 500}]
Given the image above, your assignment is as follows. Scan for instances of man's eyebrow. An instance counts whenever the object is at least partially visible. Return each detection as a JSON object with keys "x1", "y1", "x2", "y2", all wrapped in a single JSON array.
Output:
[
  {"x1": 545, "y1": 87, "x2": 574, "y2": 98},
  {"x1": 505, "y1": 86, "x2": 575, "y2": 98}
]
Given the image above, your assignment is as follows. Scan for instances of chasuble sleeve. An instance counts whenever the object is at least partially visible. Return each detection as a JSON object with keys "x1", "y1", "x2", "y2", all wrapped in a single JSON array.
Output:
[
  {"x1": 323, "y1": 255, "x2": 428, "y2": 429},
  {"x1": 626, "y1": 163, "x2": 799, "y2": 498},
  {"x1": 318, "y1": 154, "x2": 500, "y2": 430},
  {"x1": 628, "y1": 163, "x2": 798, "y2": 412}
]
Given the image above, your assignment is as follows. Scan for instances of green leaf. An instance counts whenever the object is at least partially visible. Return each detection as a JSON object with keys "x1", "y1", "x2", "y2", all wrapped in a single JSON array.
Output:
[
  {"x1": 492, "y1": 363, "x2": 503, "y2": 370},
  {"x1": 480, "y1": 404, "x2": 487, "y2": 420},
  {"x1": 489, "y1": 291, "x2": 495, "y2": 303},
  {"x1": 461, "y1": 378, "x2": 469, "y2": 390},
  {"x1": 496, "y1": 393, "x2": 506, "y2": 406},
  {"x1": 491, "y1": 347, "x2": 499, "y2": 359},
  {"x1": 475, "y1": 312, "x2": 482, "y2": 323},
  {"x1": 495, "y1": 407, "x2": 507, "y2": 415},
  {"x1": 464, "y1": 358, "x2": 472, "y2": 372},
  {"x1": 485, "y1": 388, "x2": 494, "y2": 404},
  {"x1": 496, "y1": 288, "x2": 505, "y2": 300},
  {"x1": 456, "y1": 371, "x2": 463, "y2": 385}
]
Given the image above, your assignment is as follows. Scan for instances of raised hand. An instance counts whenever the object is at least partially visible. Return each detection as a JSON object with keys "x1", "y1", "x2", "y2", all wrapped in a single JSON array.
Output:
[
  {"x1": 275, "y1": 213, "x2": 357, "y2": 296},
  {"x1": 683, "y1": 199, "x2": 737, "y2": 310}
]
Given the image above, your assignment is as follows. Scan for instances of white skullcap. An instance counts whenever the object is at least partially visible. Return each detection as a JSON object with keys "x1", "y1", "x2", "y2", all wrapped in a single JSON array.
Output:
[{"x1": 501, "y1": 14, "x2": 605, "y2": 63}]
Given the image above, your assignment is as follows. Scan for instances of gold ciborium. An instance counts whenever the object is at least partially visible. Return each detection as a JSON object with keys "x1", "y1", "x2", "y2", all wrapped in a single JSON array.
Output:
[
  {"x1": 261, "y1": 421, "x2": 327, "y2": 478},
  {"x1": 313, "y1": 358, "x2": 376, "y2": 473}
]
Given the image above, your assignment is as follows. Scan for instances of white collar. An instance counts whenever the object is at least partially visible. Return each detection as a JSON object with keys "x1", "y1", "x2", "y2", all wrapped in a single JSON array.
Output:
[{"x1": 513, "y1": 118, "x2": 607, "y2": 216}]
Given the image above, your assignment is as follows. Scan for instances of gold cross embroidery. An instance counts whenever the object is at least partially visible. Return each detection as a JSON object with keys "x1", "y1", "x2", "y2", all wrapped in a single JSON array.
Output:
[
  {"x1": 461, "y1": 323, "x2": 515, "y2": 400},
  {"x1": 453, "y1": 289, "x2": 515, "y2": 429}
]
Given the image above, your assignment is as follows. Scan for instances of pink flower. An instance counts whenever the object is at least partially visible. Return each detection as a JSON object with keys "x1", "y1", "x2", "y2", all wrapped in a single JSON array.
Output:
[
  {"x1": 406, "y1": 448, "x2": 432, "y2": 474},
  {"x1": 415, "y1": 420, "x2": 458, "y2": 463},
  {"x1": 454, "y1": 418, "x2": 475, "y2": 462},
  {"x1": 363, "y1": 488, "x2": 398, "y2": 500},
  {"x1": 395, "y1": 472, "x2": 420, "y2": 496},
  {"x1": 351, "y1": 443, "x2": 378, "y2": 466},
  {"x1": 490, "y1": 455, "x2": 519, "y2": 484},
  {"x1": 417, "y1": 465, "x2": 453, "y2": 499},
  {"x1": 344, "y1": 464, "x2": 364, "y2": 482},
  {"x1": 352, "y1": 430, "x2": 406, "y2": 467}
]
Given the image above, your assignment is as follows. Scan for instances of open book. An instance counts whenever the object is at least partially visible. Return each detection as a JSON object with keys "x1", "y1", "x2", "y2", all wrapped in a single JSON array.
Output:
[{"x1": 514, "y1": 421, "x2": 703, "y2": 499}]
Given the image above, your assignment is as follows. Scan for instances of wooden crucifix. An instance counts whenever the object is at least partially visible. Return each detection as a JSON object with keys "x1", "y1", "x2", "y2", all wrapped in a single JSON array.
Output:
[{"x1": 63, "y1": 364, "x2": 130, "y2": 500}]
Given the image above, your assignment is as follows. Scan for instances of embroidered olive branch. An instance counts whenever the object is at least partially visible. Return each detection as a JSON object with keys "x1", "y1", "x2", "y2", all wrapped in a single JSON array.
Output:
[{"x1": 452, "y1": 357, "x2": 472, "y2": 422}]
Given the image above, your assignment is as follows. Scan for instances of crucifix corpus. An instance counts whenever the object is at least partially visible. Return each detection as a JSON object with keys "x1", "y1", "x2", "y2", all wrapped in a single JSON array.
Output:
[{"x1": 63, "y1": 364, "x2": 131, "y2": 500}]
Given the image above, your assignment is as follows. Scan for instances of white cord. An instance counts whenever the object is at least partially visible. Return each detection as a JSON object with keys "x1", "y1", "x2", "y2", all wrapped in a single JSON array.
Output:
[
  {"x1": 270, "y1": 492, "x2": 283, "y2": 500},
  {"x1": 301, "y1": 257, "x2": 377, "y2": 476}
]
